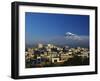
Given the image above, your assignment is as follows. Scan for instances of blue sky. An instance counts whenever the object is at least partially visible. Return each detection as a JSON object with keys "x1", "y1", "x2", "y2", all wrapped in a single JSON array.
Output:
[{"x1": 25, "y1": 12, "x2": 89, "y2": 47}]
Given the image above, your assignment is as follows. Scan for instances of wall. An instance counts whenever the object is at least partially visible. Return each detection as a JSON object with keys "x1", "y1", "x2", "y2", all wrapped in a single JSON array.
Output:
[{"x1": 0, "y1": 0, "x2": 99, "y2": 81}]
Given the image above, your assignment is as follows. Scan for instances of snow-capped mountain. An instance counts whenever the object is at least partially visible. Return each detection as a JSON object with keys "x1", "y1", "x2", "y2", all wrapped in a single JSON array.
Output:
[
  {"x1": 26, "y1": 32, "x2": 89, "y2": 48},
  {"x1": 65, "y1": 32, "x2": 81, "y2": 40}
]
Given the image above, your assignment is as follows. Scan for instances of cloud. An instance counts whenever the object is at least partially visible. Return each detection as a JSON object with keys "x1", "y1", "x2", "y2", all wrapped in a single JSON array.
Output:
[{"x1": 65, "y1": 32, "x2": 81, "y2": 40}]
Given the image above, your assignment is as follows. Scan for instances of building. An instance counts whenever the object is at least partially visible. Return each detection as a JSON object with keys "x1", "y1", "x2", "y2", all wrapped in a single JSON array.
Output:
[
  {"x1": 27, "y1": 48, "x2": 34, "y2": 59},
  {"x1": 52, "y1": 57, "x2": 60, "y2": 63},
  {"x1": 38, "y1": 43, "x2": 43, "y2": 48},
  {"x1": 47, "y1": 44, "x2": 54, "y2": 48}
]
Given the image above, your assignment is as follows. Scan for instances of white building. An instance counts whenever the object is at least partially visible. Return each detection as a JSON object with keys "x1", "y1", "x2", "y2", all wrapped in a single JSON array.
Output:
[
  {"x1": 47, "y1": 44, "x2": 53, "y2": 48},
  {"x1": 38, "y1": 43, "x2": 43, "y2": 48},
  {"x1": 52, "y1": 58, "x2": 60, "y2": 63}
]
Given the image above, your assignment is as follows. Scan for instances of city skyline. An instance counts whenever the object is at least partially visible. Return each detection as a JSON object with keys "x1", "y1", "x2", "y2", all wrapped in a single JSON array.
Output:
[
  {"x1": 25, "y1": 12, "x2": 89, "y2": 47},
  {"x1": 25, "y1": 43, "x2": 89, "y2": 68}
]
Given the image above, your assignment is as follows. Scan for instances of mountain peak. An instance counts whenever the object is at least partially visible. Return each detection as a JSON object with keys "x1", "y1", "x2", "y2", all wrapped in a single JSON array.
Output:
[{"x1": 65, "y1": 32, "x2": 81, "y2": 40}]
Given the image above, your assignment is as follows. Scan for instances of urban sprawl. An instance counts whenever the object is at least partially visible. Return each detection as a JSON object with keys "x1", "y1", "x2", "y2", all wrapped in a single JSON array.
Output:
[{"x1": 25, "y1": 44, "x2": 89, "y2": 68}]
